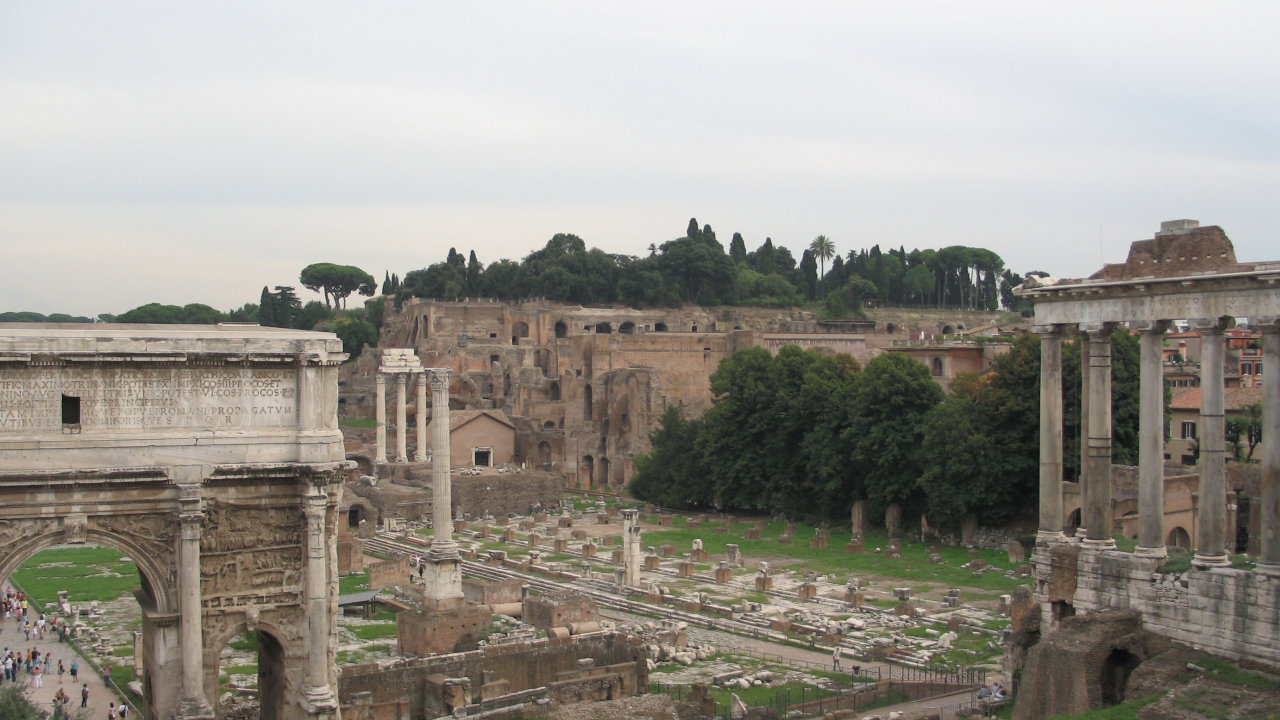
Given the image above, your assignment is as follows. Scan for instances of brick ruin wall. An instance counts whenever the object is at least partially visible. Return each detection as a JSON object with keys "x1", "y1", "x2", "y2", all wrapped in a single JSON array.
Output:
[
  {"x1": 338, "y1": 632, "x2": 648, "y2": 719},
  {"x1": 341, "y1": 299, "x2": 1014, "y2": 490}
]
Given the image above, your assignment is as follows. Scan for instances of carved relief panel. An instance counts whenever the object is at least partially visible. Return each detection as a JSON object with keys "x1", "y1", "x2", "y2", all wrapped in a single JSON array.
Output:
[{"x1": 200, "y1": 505, "x2": 305, "y2": 600}]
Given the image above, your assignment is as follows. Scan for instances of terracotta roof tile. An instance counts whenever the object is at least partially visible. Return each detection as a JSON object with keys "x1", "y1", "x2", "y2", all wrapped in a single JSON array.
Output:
[
  {"x1": 1169, "y1": 386, "x2": 1262, "y2": 412},
  {"x1": 447, "y1": 409, "x2": 514, "y2": 430}
]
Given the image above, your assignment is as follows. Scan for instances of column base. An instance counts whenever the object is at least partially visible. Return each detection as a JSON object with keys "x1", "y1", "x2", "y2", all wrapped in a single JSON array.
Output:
[
  {"x1": 303, "y1": 684, "x2": 339, "y2": 713},
  {"x1": 1192, "y1": 552, "x2": 1231, "y2": 569},
  {"x1": 1080, "y1": 537, "x2": 1117, "y2": 550},
  {"x1": 1253, "y1": 563, "x2": 1280, "y2": 578},
  {"x1": 175, "y1": 696, "x2": 216, "y2": 720},
  {"x1": 1036, "y1": 530, "x2": 1066, "y2": 546},
  {"x1": 1133, "y1": 545, "x2": 1168, "y2": 560},
  {"x1": 1074, "y1": 527, "x2": 1088, "y2": 539}
]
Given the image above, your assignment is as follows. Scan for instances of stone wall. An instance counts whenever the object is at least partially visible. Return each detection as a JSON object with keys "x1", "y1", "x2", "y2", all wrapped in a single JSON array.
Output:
[
  {"x1": 338, "y1": 631, "x2": 647, "y2": 720},
  {"x1": 462, "y1": 577, "x2": 524, "y2": 606},
  {"x1": 1044, "y1": 547, "x2": 1280, "y2": 670},
  {"x1": 368, "y1": 553, "x2": 412, "y2": 591},
  {"x1": 397, "y1": 604, "x2": 494, "y2": 657},
  {"x1": 451, "y1": 472, "x2": 562, "y2": 518},
  {"x1": 523, "y1": 591, "x2": 599, "y2": 631}
]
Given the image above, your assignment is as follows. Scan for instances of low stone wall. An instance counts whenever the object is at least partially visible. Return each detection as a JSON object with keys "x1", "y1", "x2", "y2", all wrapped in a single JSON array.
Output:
[
  {"x1": 523, "y1": 590, "x2": 598, "y2": 631},
  {"x1": 451, "y1": 473, "x2": 562, "y2": 518},
  {"x1": 397, "y1": 604, "x2": 494, "y2": 657},
  {"x1": 368, "y1": 554, "x2": 412, "y2": 591},
  {"x1": 1046, "y1": 547, "x2": 1280, "y2": 669},
  {"x1": 463, "y1": 577, "x2": 524, "y2": 606},
  {"x1": 338, "y1": 632, "x2": 648, "y2": 720}
]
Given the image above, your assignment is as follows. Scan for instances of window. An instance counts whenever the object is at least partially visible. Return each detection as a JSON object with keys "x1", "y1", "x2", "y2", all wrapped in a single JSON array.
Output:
[
  {"x1": 1257, "y1": 363, "x2": 1263, "y2": 376},
  {"x1": 1181, "y1": 421, "x2": 1196, "y2": 440},
  {"x1": 932, "y1": 358, "x2": 943, "y2": 376},
  {"x1": 61, "y1": 395, "x2": 81, "y2": 430},
  {"x1": 473, "y1": 447, "x2": 492, "y2": 467},
  {"x1": 1242, "y1": 363, "x2": 1252, "y2": 376}
]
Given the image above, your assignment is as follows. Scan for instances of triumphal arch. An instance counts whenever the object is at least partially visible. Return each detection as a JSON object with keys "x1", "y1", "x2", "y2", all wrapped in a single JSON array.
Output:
[{"x1": 0, "y1": 323, "x2": 351, "y2": 720}]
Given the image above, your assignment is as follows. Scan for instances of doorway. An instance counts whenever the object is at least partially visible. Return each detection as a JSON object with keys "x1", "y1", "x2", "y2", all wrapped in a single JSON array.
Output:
[{"x1": 473, "y1": 447, "x2": 492, "y2": 467}]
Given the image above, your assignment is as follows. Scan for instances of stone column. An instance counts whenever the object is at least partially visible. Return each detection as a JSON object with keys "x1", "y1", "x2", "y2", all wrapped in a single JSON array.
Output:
[
  {"x1": 416, "y1": 371, "x2": 428, "y2": 462},
  {"x1": 395, "y1": 374, "x2": 408, "y2": 463},
  {"x1": 302, "y1": 493, "x2": 337, "y2": 712},
  {"x1": 375, "y1": 373, "x2": 387, "y2": 465},
  {"x1": 425, "y1": 368, "x2": 464, "y2": 607},
  {"x1": 1135, "y1": 321, "x2": 1170, "y2": 559},
  {"x1": 622, "y1": 509, "x2": 642, "y2": 588},
  {"x1": 1077, "y1": 331, "x2": 1090, "y2": 539},
  {"x1": 1082, "y1": 324, "x2": 1116, "y2": 550},
  {"x1": 176, "y1": 509, "x2": 213, "y2": 720},
  {"x1": 1037, "y1": 325, "x2": 1065, "y2": 544},
  {"x1": 1257, "y1": 319, "x2": 1280, "y2": 577},
  {"x1": 1193, "y1": 318, "x2": 1232, "y2": 568}
]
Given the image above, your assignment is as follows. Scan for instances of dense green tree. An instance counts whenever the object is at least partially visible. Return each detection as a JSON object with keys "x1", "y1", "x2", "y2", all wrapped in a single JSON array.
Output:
[
  {"x1": 316, "y1": 316, "x2": 379, "y2": 357},
  {"x1": 629, "y1": 406, "x2": 712, "y2": 508},
  {"x1": 655, "y1": 234, "x2": 737, "y2": 304},
  {"x1": 293, "y1": 301, "x2": 332, "y2": 331},
  {"x1": 299, "y1": 263, "x2": 377, "y2": 309},
  {"x1": 918, "y1": 395, "x2": 1000, "y2": 525},
  {"x1": 843, "y1": 353, "x2": 944, "y2": 514},
  {"x1": 115, "y1": 303, "x2": 227, "y2": 324},
  {"x1": 799, "y1": 249, "x2": 818, "y2": 301},
  {"x1": 729, "y1": 232, "x2": 748, "y2": 265},
  {"x1": 0, "y1": 311, "x2": 94, "y2": 323}
]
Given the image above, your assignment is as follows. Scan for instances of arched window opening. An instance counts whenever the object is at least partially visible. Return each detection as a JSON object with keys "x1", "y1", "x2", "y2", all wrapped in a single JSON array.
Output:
[
  {"x1": 595, "y1": 322, "x2": 612, "y2": 334},
  {"x1": 558, "y1": 417, "x2": 565, "y2": 429},
  {"x1": 654, "y1": 322, "x2": 668, "y2": 332},
  {"x1": 619, "y1": 321, "x2": 635, "y2": 334},
  {"x1": 543, "y1": 420, "x2": 556, "y2": 430},
  {"x1": 1167, "y1": 526, "x2": 1190, "y2": 549},
  {"x1": 599, "y1": 457, "x2": 612, "y2": 488},
  {"x1": 538, "y1": 441, "x2": 552, "y2": 466},
  {"x1": 583, "y1": 384, "x2": 593, "y2": 420},
  {"x1": 691, "y1": 325, "x2": 698, "y2": 332},
  {"x1": 554, "y1": 321, "x2": 568, "y2": 339},
  {"x1": 511, "y1": 321, "x2": 529, "y2": 346},
  {"x1": 942, "y1": 324, "x2": 956, "y2": 334},
  {"x1": 581, "y1": 455, "x2": 594, "y2": 487},
  {"x1": 549, "y1": 381, "x2": 560, "y2": 401},
  {"x1": 886, "y1": 322, "x2": 896, "y2": 334},
  {"x1": 932, "y1": 358, "x2": 943, "y2": 376}
]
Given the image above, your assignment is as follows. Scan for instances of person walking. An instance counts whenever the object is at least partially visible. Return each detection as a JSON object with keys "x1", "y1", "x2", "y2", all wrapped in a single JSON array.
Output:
[
  {"x1": 102, "y1": 662, "x2": 112, "y2": 688},
  {"x1": 832, "y1": 644, "x2": 842, "y2": 672},
  {"x1": 81, "y1": 682, "x2": 90, "y2": 708},
  {"x1": 108, "y1": 701, "x2": 117, "y2": 720},
  {"x1": 70, "y1": 660, "x2": 78, "y2": 683},
  {"x1": 119, "y1": 701, "x2": 129, "y2": 718},
  {"x1": 31, "y1": 663, "x2": 42, "y2": 688},
  {"x1": 59, "y1": 659, "x2": 65, "y2": 684}
]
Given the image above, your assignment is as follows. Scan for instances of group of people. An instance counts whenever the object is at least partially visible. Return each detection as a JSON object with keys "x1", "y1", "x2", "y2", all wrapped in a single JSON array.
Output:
[
  {"x1": 3, "y1": 588, "x2": 71, "y2": 644},
  {"x1": 409, "y1": 555, "x2": 427, "y2": 583},
  {"x1": 977, "y1": 681, "x2": 1008, "y2": 703}
]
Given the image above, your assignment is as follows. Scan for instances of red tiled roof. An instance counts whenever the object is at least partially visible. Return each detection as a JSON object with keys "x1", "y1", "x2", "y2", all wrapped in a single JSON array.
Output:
[{"x1": 1169, "y1": 386, "x2": 1262, "y2": 412}]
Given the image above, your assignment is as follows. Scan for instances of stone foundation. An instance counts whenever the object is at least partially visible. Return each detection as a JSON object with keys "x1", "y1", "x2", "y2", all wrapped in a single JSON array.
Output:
[{"x1": 397, "y1": 604, "x2": 494, "y2": 657}]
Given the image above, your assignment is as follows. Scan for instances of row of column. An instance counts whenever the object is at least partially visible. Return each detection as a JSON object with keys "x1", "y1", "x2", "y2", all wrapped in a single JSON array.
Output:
[
  {"x1": 375, "y1": 371, "x2": 429, "y2": 465},
  {"x1": 1036, "y1": 318, "x2": 1279, "y2": 575}
]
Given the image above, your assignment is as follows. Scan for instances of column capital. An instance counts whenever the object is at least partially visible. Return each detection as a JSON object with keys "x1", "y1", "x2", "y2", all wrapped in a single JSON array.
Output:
[
  {"x1": 429, "y1": 367, "x2": 451, "y2": 391},
  {"x1": 1254, "y1": 315, "x2": 1280, "y2": 333},
  {"x1": 1130, "y1": 320, "x2": 1173, "y2": 334},
  {"x1": 1032, "y1": 324, "x2": 1065, "y2": 337},
  {"x1": 1078, "y1": 321, "x2": 1117, "y2": 338},
  {"x1": 178, "y1": 511, "x2": 204, "y2": 539},
  {"x1": 1186, "y1": 316, "x2": 1235, "y2": 335}
]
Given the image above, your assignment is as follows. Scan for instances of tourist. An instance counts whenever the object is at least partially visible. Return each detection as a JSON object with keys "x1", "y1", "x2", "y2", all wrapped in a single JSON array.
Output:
[
  {"x1": 977, "y1": 684, "x2": 992, "y2": 700},
  {"x1": 59, "y1": 659, "x2": 65, "y2": 683},
  {"x1": 992, "y1": 681, "x2": 1006, "y2": 699},
  {"x1": 70, "y1": 659, "x2": 78, "y2": 682},
  {"x1": 2, "y1": 653, "x2": 10, "y2": 682},
  {"x1": 119, "y1": 701, "x2": 129, "y2": 718},
  {"x1": 108, "y1": 701, "x2": 117, "y2": 720},
  {"x1": 82, "y1": 683, "x2": 90, "y2": 708},
  {"x1": 103, "y1": 662, "x2": 112, "y2": 687},
  {"x1": 831, "y1": 645, "x2": 842, "y2": 672},
  {"x1": 44, "y1": 653, "x2": 51, "y2": 674}
]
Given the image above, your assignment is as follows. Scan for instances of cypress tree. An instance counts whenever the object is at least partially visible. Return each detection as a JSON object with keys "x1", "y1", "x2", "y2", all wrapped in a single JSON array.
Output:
[{"x1": 259, "y1": 286, "x2": 277, "y2": 327}]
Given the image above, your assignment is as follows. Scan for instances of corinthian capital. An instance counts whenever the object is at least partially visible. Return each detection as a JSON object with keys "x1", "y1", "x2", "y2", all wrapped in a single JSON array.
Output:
[{"x1": 430, "y1": 368, "x2": 451, "y2": 392}]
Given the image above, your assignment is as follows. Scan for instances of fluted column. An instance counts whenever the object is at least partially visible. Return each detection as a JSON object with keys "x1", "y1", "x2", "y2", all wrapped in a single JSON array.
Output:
[
  {"x1": 395, "y1": 374, "x2": 408, "y2": 463},
  {"x1": 1193, "y1": 318, "x2": 1232, "y2": 568},
  {"x1": 375, "y1": 373, "x2": 387, "y2": 465},
  {"x1": 176, "y1": 507, "x2": 213, "y2": 720},
  {"x1": 1257, "y1": 319, "x2": 1280, "y2": 577},
  {"x1": 1037, "y1": 325, "x2": 1065, "y2": 544},
  {"x1": 1135, "y1": 321, "x2": 1170, "y2": 559},
  {"x1": 1082, "y1": 323, "x2": 1116, "y2": 550},
  {"x1": 302, "y1": 493, "x2": 337, "y2": 711},
  {"x1": 415, "y1": 371, "x2": 428, "y2": 461},
  {"x1": 1077, "y1": 331, "x2": 1090, "y2": 539}
]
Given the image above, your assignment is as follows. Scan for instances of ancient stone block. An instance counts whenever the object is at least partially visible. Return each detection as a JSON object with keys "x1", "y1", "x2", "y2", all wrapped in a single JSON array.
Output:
[
  {"x1": 797, "y1": 584, "x2": 817, "y2": 601},
  {"x1": 612, "y1": 549, "x2": 625, "y2": 564},
  {"x1": 528, "y1": 533, "x2": 541, "y2": 547},
  {"x1": 582, "y1": 544, "x2": 597, "y2": 558},
  {"x1": 534, "y1": 513, "x2": 548, "y2": 523},
  {"x1": 844, "y1": 591, "x2": 865, "y2": 608},
  {"x1": 744, "y1": 528, "x2": 760, "y2": 540},
  {"x1": 658, "y1": 514, "x2": 674, "y2": 526},
  {"x1": 571, "y1": 529, "x2": 588, "y2": 540},
  {"x1": 677, "y1": 561, "x2": 695, "y2": 578},
  {"x1": 715, "y1": 566, "x2": 733, "y2": 584},
  {"x1": 809, "y1": 536, "x2": 828, "y2": 550},
  {"x1": 558, "y1": 516, "x2": 573, "y2": 528},
  {"x1": 777, "y1": 534, "x2": 792, "y2": 544},
  {"x1": 967, "y1": 548, "x2": 982, "y2": 558},
  {"x1": 398, "y1": 604, "x2": 493, "y2": 656},
  {"x1": 725, "y1": 544, "x2": 741, "y2": 566},
  {"x1": 496, "y1": 516, "x2": 509, "y2": 527},
  {"x1": 755, "y1": 575, "x2": 773, "y2": 592},
  {"x1": 454, "y1": 519, "x2": 468, "y2": 533},
  {"x1": 1007, "y1": 540, "x2": 1025, "y2": 563},
  {"x1": 523, "y1": 590, "x2": 599, "y2": 630},
  {"x1": 597, "y1": 513, "x2": 609, "y2": 525},
  {"x1": 659, "y1": 544, "x2": 676, "y2": 557},
  {"x1": 644, "y1": 556, "x2": 661, "y2": 571},
  {"x1": 368, "y1": 553, "x2": 413, "y2": 591},
  {"x1": 1014, "y1": 564, "x2": 1034, "y2": 578},
  {"x1": 885, "y1": 503, "x2": 902, "y2": 537},
  {"x1": 846, "y1": 540, "x2": 863, "y2": 554},
  {"x1": 502, "y1": 528, "x2": 517, "y2": 542},
  {"x1": 686, "y1": 520, "x2": 700, "y2": 531},
  {"x1": 553, "y1": 539, "x2": 569, "y2": 552}
]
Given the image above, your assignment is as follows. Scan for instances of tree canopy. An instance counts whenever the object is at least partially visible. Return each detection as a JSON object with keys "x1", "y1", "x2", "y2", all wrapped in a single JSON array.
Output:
[{"x1": 299, "y1": 263, "x2": 377, "y2": 309}]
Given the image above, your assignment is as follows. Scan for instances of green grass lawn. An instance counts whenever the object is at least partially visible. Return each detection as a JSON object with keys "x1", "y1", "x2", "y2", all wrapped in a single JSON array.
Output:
[
  {"x1": 350, "y1": 622, "x2": 397, "y2": 640},
  {"x1": 110, "y1": 664, "x2": 145, "y2": 709},
  {"x1": 339, "y1": 570, "x2": 370, "y2": 595},
  {"x1": 11, "y1": 547, "x2": 142, "y2": 605},
  {"x1": 640, "y1": 523, "x2": 1025, "y2": 592},
  {"x1": 1045, "y1": 694, "x2": 1162, "y2": 720},
  {"x1": 707, "y1": 681, "x2": 836, "y2": 707}
]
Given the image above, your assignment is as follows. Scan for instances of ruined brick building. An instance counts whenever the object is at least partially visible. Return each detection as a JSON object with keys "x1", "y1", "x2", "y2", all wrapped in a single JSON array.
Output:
[{"x1": 338, "y1": 298, "x2": 985, "y2": 490}]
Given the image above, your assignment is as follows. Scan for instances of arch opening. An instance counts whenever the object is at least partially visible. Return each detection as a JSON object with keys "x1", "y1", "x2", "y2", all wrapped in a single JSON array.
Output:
[
  {"x1": 583, "y1": 384, "x2": 593, "y2": 421},
  {"x1": 654, "y1": 322, "x2": 668, "y2": 332},
  {"x1": 942, "y1": 324, "x2": 956, "y2": 334},
  {"x1": 595, "y1": 322, "x2": 612, "y2": 334},
  {"x1": 543, "y1": 420, "x2": 556, "y2": 430},
  {"x1": 932, "y1": 358, "x2": 943, "y2": 376},
  {"x1": 1100, "y1": 649, "x2": 1141, "y2": 707},
  {"x1": 581, "y1": 456, "x2": 594, "y2": 488},
  {"x1": 511, "y1": 321, "x2": 529, "y2": 346},
  {"x1": 538, "y1": 441, "x2": 552, "y2": 466},
  {"x1": 554, "y1": 321, "x2": 568, "y2": 339},
  {"x1": 618, "y1": 321, "x2": 636, "y2": 335},
  {"x1": 599, "y1": 457, "x2": 612, "y2": 489},
  {"x1": 1167, "y1": 526, "x2": 1190, "y2": 549},
  {"x1": 549, "y1": 381, "x2": 560, "y2": 401},
  {"x1": 886, "y1": 322, "x2": 896, "y2": 334}
]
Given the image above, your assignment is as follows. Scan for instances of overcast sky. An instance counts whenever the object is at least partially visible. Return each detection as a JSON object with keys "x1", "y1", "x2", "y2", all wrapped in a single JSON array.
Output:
[{"x1": 2, "y1": 2, "x2": 1277, "y2": 317}]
